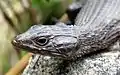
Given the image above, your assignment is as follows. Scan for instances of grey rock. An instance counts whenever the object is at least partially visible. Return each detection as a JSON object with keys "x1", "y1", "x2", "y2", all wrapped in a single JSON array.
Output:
[{"x1": 22, "y1": 41, "x2": 120, "y2": 75}]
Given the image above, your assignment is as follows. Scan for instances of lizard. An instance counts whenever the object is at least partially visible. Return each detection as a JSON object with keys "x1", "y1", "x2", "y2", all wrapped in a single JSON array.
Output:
[{"x1": 12, "y1": 0, "x2": 120, "y2": 60}]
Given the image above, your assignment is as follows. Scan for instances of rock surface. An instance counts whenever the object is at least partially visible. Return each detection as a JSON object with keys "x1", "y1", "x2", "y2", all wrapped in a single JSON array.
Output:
[{"x1": 22, "y1": 41, "x2": 120, "y2": 75}]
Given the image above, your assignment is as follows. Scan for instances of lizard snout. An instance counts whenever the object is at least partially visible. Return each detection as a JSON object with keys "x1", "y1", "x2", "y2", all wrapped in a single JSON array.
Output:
[{"x1": 11, "y1": 35, "x2": 23, "y2": 47}]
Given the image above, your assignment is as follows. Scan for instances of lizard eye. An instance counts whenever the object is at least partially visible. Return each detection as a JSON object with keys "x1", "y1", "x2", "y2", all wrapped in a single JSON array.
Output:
[{"x1": 36, "y1": 37, "x2": 49, "y2": 46}]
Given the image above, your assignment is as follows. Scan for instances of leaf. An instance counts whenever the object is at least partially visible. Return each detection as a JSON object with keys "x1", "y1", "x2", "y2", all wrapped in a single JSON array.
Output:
[{"x1": 31, "y1": 0, "x2": 70, "y2": 24}]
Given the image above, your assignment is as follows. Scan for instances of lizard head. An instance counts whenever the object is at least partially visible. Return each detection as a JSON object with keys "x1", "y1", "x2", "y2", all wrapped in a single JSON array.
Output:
[{"x1": 12, "y1": 23, "x2": 78, "y2": 59}]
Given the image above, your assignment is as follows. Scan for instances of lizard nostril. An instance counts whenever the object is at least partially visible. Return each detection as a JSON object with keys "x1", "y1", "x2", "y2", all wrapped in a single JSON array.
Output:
[
  {"x1": 12, "y1": 39, "x2": 17, "y2": 44},
  {"x1": 11, "y1": 35, "x2": 22, "y2": 46},
  {"x1": 11, "y1": 39, "x2": 19, "y2": 46}
]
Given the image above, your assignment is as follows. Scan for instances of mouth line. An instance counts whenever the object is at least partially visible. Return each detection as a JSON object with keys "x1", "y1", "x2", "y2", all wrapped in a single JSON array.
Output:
[
  {"x1": 12, "y1": 41, "x2": 67, "y2": 58},
  {"x1": 35, "y1": 50, "x2": 67, "y2": 58}
]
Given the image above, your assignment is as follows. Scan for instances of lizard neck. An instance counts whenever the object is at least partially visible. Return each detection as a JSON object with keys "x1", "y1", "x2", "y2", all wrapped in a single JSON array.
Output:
[{"x1": 75, "y1": 0, "x2": 120, "y2": 27}]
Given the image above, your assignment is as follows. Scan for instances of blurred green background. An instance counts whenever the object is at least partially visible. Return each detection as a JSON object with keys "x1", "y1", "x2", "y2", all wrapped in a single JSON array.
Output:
[{"x1": 0, "y1": 0, "x2": 73, "y2": 74}]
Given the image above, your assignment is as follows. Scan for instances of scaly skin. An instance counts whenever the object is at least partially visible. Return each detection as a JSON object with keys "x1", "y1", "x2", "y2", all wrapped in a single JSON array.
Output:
[
  {"x1": 11, "y1": 0, "x2": 120, "y2": 75},
  {"x1": 12, "y1": 0, "x2": 120, "y2": 60}
]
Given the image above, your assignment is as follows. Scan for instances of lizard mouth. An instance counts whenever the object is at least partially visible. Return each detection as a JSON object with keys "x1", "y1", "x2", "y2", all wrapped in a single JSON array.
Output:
[
  {"x1": 12, "y1": 39, "x2": 67, "y2": 58},
  {"x1": 38, "y1": 50, "x2": 68, "y2": 58}
]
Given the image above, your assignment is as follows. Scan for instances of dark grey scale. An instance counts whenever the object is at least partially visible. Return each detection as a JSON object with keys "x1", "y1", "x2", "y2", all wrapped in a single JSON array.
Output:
[{"x1": 57, "y1": 47, "x2": 67, "y2": 53}]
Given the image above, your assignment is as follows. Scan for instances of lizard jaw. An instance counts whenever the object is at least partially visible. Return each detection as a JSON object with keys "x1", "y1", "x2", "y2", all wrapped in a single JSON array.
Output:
[{"x1": 12, "y1": 39, "x2": 68, "y2": 58}]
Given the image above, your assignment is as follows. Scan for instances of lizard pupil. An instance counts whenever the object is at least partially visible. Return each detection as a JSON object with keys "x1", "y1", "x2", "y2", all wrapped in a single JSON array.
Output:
[{"x1": 37, "y1": 37, "x2": 48, "y2": 46}]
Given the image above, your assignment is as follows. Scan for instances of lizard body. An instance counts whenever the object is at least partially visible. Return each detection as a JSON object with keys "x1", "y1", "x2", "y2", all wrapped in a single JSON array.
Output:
[
  {"x1": 12, "y1": 0, "x2": 120, "y2": 60},
  {"x1": 12, "y1": 0, "x2": 120, "y2": 75}
]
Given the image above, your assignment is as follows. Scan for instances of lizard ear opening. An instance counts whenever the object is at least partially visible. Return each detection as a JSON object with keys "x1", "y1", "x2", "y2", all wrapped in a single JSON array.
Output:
[{"x1": 36, "y1": 37, "x2": 49, "y2": 46}]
